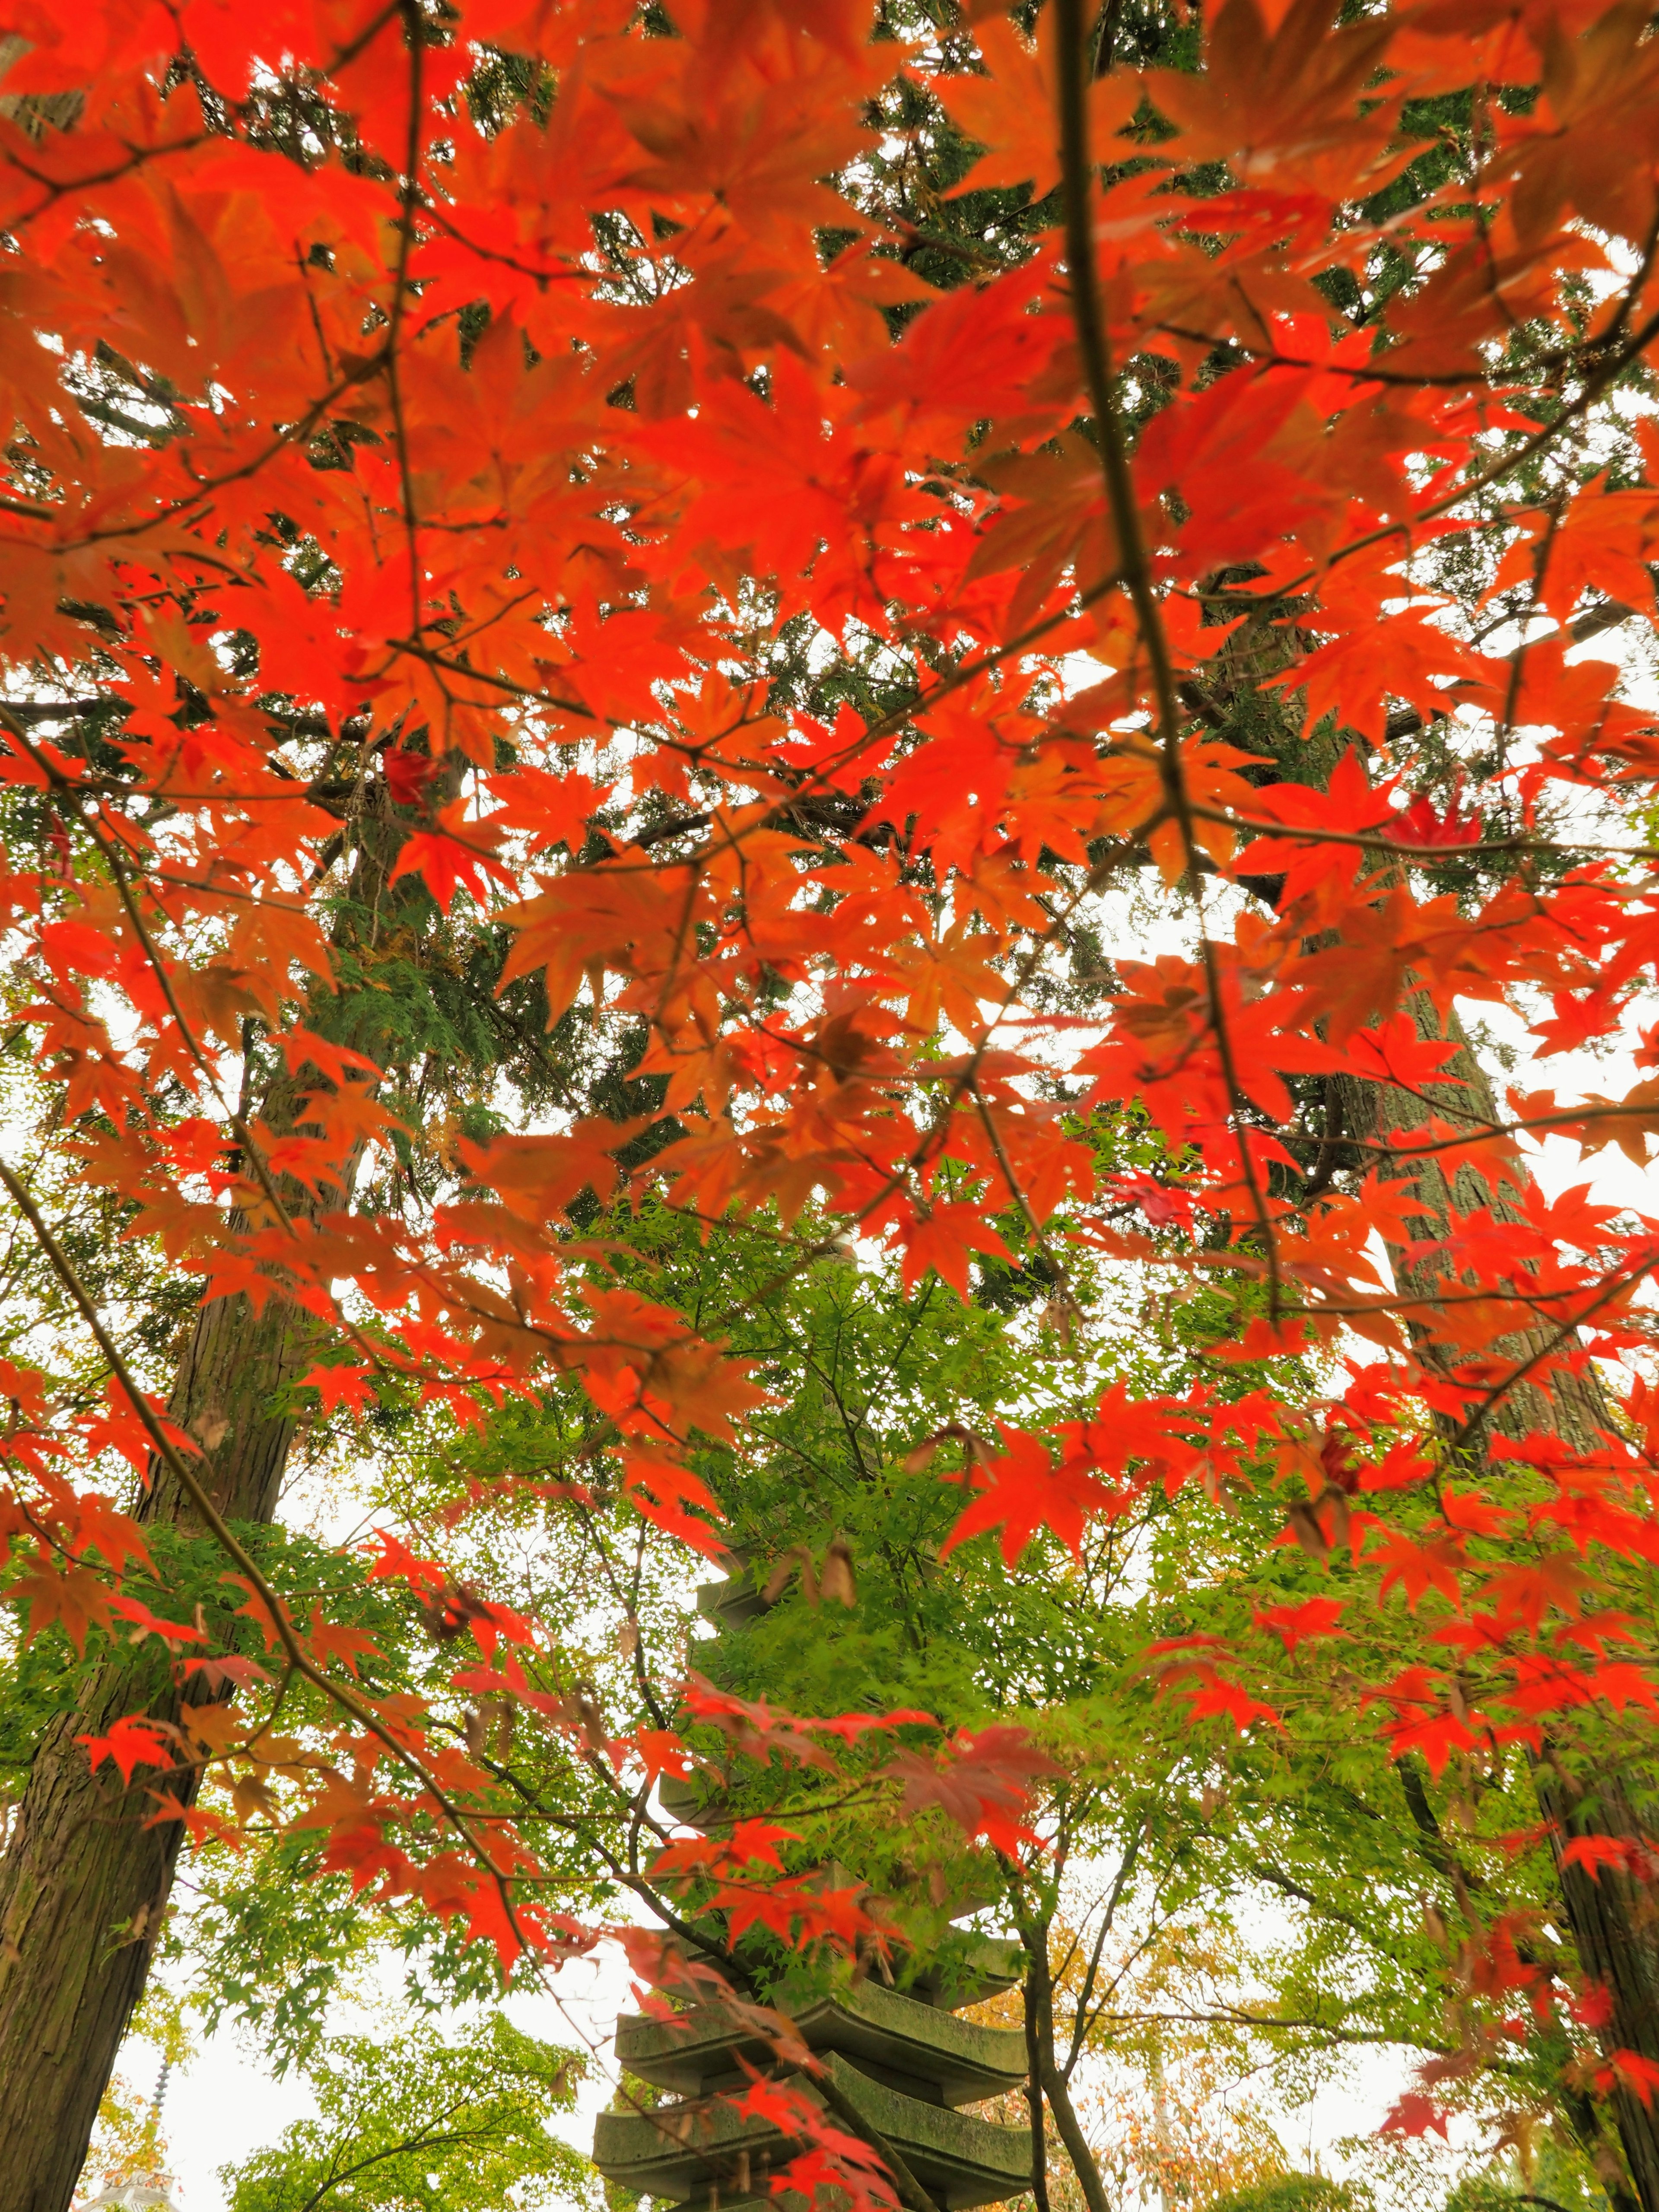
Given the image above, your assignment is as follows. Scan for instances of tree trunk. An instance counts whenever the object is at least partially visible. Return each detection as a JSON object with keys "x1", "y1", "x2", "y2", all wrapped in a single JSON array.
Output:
[
  {"x1": 1338, "y1": 1011, "x2": 1659, "y2": 2212},
  {"x1": 1022, "y1": 1952, "x2": 1053, "y2": 2212},
  {"x1": 0, "y1": 1076, "x2": 334, "y2": 2212},
  {"x1": 0, "y1": 761, "x2": 429, "y2": 2212},
  {"x1": 1016, "y1": 1907, "x2": 1113, "y2": 2212},
  {"x1": 1541, "y1": 1767, "x2": 1659, "y2": 2212}
]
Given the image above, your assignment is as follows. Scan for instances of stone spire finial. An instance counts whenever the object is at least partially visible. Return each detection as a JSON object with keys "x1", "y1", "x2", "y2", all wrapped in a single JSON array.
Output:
[{"x1": 78, "y1": 2177, "x2": 184, "y2": 2212}]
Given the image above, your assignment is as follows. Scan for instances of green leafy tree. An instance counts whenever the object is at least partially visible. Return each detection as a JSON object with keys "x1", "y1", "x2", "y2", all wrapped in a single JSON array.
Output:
[
  {"x1": 1208, "y1": 2180, "x2": 1361, "y2": 2212},
  {"x1": 222, "y1": 2013, "x2": 593, "y2": 2212}
]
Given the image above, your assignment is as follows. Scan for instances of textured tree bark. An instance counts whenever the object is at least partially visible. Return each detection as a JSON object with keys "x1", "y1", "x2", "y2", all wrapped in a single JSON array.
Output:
[
  {"x1": 1194, "y1": 555, "x2": 1659, "y2": 2202},
  {"x1": 1540, "y1": 1767, "x2": 1659, "y2": 2212},
  {"x1": 1022, "y1": 1961, "x2": 1053, "y2": 2212},
  {"x1": 1014, "y1": 1907, "x2": 1112, "y2": 2212},
  {"x1": 0, "y1": 760, "x2": 424, "y2": 2212},
  {"x1": 0, "y1": 1073, "x2": 332, "y2": 2212},
  {"x1": 1338, "y1": 1012, "x2": 1659, "y2": 2212}
]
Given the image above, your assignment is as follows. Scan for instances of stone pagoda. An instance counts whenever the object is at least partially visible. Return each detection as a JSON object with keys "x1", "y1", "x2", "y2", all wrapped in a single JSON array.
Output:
[{"x1": 593, "y1": 1557, "x2": 1034, "y2": 2212}]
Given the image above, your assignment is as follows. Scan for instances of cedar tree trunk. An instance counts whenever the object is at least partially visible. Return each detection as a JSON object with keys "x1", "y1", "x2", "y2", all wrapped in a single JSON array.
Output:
[
  {"x1": 1339, "y1": 1013, "x2": 1659, "y2": 2212},
  {"x1": 0, "y1": 1076, "x2": 342, "y2": 2212}
]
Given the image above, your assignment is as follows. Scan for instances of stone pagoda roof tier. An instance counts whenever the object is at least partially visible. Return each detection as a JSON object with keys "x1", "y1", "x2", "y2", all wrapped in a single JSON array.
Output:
[
  {"x1": 594, "y1": 2050, "x2": 1033, "y2": 2212},
  {"x1": 615, "y1": 1978, "x2": 1029, "y2": 2107}
]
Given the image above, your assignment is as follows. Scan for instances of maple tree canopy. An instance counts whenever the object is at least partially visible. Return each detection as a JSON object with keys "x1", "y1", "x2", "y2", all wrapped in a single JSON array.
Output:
[{"x1": 7, "y1": 0, "x2": 1659, "y2": 2194}]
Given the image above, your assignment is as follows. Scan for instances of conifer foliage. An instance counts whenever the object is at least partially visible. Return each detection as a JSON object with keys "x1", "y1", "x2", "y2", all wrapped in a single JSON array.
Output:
[{"x1": 4, "y1": 0, "x2": 1659, "y2": 2203}]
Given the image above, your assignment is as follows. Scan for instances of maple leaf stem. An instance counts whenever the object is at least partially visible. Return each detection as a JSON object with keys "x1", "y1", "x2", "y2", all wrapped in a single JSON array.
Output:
[
  {"x1": 314, "y1": 0, "x2": 406, "y2": 77},
  {"x1": 387, "y1": 639, "x2": 601, "y2": 725},
  {"x1": 105, "y1": 850, "x2": 299, "y2": 1233},
  {"x1": 0, "y1": 1158, "x2": 536, "y2": 1963},
  {"x1": 1144, "y1": 323, "x2": 1544, "y2": 392},
  {"x1": 396, "y1": 564, "x2": 1130, "y2": 876},
  {"x1": 1447, "y1": 1250, "x2": 1659, "y2": 1455},
  {"x1": 1051, "y1": 0, "x2": 1172, "y2": 717},
  {"x1": 795, "y1": 2067, "x2": 946, "y2": 2212},
  {"x1": 1494, "y1": 497, "x2": 1567, "y2": 765},
  {"x1": 1368, "y1": 1102, "x2": 1659, "y2": 1161},
  {"x1": 130, "y1": 867, "x2": 318, "y2": 914},
  {"x1": 1192, "y1": 797, "x2": 1659, "y2": 864},
  {"x1": 0, "y1": 701, "x2": 305, "y2": 1239},
  {"x1": 1207, "y1": 296, "x2": 1659, "y2": 616},
  {"x1": 419, "y1": 205, "x2": 591, "y2": 287},
  {"x1": 56, "y1": 361, "x2": 381, "y2": 555},
  {"x1": 1, "y1": 132, "x2": 217, "y2": 232},
  {"x1": 969, "y1": 1084, "x2": 1081, "y2": 1329},
  {"x1": 385, "y1": 1, "x2": 429, "y2": 645},
  {"x1": 585, "y1": 1535, "x2": 674, "y2": 1737},
  {"x1": 1054, "y1": 0, "x2": 1283, "y2": 1316}
]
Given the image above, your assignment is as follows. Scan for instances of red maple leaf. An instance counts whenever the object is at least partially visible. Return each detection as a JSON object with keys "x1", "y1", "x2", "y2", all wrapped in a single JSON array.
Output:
[
  {"x1": 78, "y1": 1715, "x2": 176, "y2": 1788},
  {"x1": 1252, "y1": 1597, "x2": 1346, "y2": 1652},
  {"x1": 941, "y1": 1425, "x2": 1120, "y2": 1566},
  {"x1": 1382, "y1": 2093, "x2": 1451, "y2": 2139}
]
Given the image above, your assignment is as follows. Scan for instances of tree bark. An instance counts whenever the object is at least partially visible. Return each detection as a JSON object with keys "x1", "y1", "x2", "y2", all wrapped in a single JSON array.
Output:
[
  {"x1": 0, "y1": 759, "x2": 430, "y2": 2212},
  {"x1": 1338, "y1": 1011, "x2": 1659, "y2": 2212},
  {"x1": 0, "y1": 1074, "x2": 336, "y2": 2212},
  {"x1": 1023, "y1": 1955, "x2": 1053, "y2": 2212},
  {"x1": 1016, "y1": 1909, "x2": 1113, "y2": 2212},
  {"x1": 1541, "y1": 1767, "x2": 1659, "y2": 2212},
  {"x1": 1195, "y1": 546, "x2": 1659, "y2": 2202}
]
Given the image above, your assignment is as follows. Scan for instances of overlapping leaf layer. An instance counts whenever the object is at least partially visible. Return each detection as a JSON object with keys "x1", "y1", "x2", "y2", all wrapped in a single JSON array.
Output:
[{"x1": 6, "y1": 0, "x2": 1659, "y2": 2180}]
